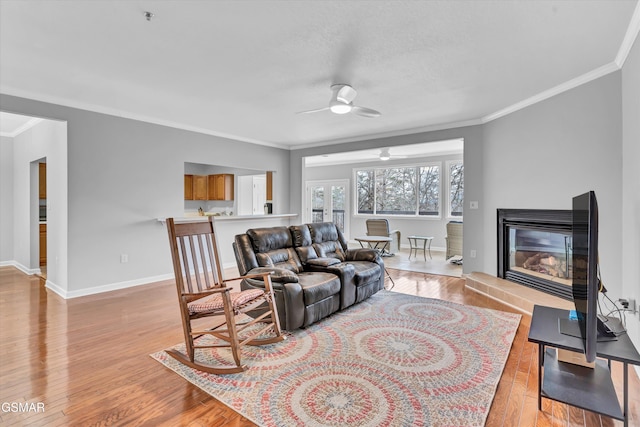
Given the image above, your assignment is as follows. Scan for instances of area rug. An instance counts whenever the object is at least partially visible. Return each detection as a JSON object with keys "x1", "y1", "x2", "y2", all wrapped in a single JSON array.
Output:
[{"x1": 151, "y1": 290, "x2": 521, "y2": 427}]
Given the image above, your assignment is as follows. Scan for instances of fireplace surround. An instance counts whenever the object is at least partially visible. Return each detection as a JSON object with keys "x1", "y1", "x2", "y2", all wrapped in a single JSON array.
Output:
[{"x1": 497, "y1": 209, "x2": 573, "y2": 300}]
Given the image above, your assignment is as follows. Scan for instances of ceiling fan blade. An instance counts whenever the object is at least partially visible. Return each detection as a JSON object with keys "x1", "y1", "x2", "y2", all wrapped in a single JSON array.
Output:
[
  {"x1": 296, "y1": 106, "x2": 330, "y2": 115},
  {"x1": 352, "y1": 105, "x2": 381, "y2": 118}
]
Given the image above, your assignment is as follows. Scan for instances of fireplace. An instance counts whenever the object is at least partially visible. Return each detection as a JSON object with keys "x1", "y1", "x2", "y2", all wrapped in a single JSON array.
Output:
[{"x1": 497, "y1": 209, "x2": 573, "y2": 300}]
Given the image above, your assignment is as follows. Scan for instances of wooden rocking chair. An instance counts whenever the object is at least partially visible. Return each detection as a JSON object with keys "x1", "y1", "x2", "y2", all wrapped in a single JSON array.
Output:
[{"x1": 166, "y1": 217, "x2": 285, "y2": 374}]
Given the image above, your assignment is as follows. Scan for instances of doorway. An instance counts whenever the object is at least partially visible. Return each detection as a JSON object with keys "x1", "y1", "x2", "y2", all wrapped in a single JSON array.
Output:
[
  {"x1": 37, "y1": 159, "x2": 47, "y2": 279},
  {"x1": 305, "y1": 180, "x2": 349, "y2": 236}
]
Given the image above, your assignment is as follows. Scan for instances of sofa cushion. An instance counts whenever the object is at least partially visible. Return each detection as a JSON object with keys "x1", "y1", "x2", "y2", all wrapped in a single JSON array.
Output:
[
  {"x1": 297, "y1": 272, "x2": 341, "y2": 305},
  {"x1": 308, "y1": 222, "x2": 349, "y2": 249},
  {"x1": 247, "y1": 226, "x2": 293, "y2": 253},
  {"x1": 256, "y1": 248, "x2": 302, "y2": 274},
  {"x1": 313, "y1": 240, "x2": 346, "y2": 261}
]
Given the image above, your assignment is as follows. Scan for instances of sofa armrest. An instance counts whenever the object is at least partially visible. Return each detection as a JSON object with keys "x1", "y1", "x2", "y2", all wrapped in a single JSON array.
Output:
[
  {"x1": 246, "y1": 267, "x2": 299, "y2": 283},
  {"x1": 345, "y1": 248, "x2": 380, "y2": 263},
  {"x1": 240, "y1": 277, "x2": 305, "y2": 330},
  {"x1": 306, "y1": 257, "x2": 341, "y2": 267}
]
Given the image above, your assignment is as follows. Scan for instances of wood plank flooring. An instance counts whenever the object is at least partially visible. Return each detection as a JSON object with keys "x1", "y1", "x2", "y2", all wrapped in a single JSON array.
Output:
[{"x1": 1, "y1": 266, "x2": 638, "y2": 426}]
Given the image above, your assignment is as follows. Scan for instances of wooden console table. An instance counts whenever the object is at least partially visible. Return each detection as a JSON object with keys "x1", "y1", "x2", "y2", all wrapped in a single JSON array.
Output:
[{"x1": 528, "y1": 305, "x2": 640, "y2": 426}]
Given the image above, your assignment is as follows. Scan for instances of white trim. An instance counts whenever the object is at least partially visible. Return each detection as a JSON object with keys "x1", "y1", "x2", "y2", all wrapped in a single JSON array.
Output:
[
  {"x1": 482, "y1": 62, "x2": 619, "y2": 124},
  {"x1": 615, "y1": 0, "x2": 640, "y2": 68},
  {"x1": 45, "y1": 273, "x2": 174, "y2": 299},
  {"x1": 292, "y1": 119, "x2": 482, "y2": 150},
  {"x1": 446, "y1": 159, "x2": 465, "y2": 221},
  {"x1": 0, "y1": 117, "x2": 43, "y2": 137},
  {"x1": 304, "y1": 179, "x2": 350, "y2": 237},
  {"x1": 0, "y1": 260, "x2": 41, "y2": 275},
  {"x1": 0, "y1": 86, "x2": 289, "y2": 150}
]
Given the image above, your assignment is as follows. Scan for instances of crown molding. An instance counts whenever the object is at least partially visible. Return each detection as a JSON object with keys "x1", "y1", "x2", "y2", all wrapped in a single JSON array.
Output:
[
  {"x1": 0, "y1": 116, "x2": 43, "y2": 137},
  {"x1": 481, "y1": 62, "x2": 620, "y2": 124},
  {"x1": 291, "y1": 118, "x2": 483, "y2": 151},
  {"x1": 0, "y1": 86, "x2": 290, "y2": 149},
  {"x1": 615, "y1": 0, "x2": 640, "y2": 68}
]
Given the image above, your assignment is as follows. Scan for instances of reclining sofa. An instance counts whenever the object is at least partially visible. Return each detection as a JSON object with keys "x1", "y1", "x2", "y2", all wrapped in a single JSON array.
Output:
[{"x1": 233, "y1": 222, "x2": 385, "y2": 330}]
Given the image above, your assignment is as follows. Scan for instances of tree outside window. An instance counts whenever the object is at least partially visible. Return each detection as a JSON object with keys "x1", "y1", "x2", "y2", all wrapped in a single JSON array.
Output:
[
  {"x1": 356, "y1": 163, "x2": 441, "y2": 217},
  {"x1": 448, "y1": 161, "x2": 464, "y2": 217}
]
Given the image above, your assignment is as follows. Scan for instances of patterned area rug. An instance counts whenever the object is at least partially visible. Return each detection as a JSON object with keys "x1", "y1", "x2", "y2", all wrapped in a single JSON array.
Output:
[{"x1": 151, "y1": 290, "x2": 521, "y2": 426}]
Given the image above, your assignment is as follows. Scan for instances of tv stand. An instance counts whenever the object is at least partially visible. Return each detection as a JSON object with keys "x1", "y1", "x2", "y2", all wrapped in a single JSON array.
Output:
[{"x1": 528, "y1": 305, "x2": 640, "y2": 426}]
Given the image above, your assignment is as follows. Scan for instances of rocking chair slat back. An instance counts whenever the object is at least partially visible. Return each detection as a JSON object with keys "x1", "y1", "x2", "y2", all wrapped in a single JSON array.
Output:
[{"x1": 167, "y1": 218, "x2": 225, "y2": 295}]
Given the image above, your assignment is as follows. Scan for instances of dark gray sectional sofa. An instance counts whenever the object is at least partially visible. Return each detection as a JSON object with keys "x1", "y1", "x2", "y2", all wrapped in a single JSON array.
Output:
[{"x1": 233, "y1": 222, "x2": 385, "y2": 330}]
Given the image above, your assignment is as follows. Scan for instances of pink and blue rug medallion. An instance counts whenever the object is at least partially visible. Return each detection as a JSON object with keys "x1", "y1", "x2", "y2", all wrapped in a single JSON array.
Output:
[{"x1": 151, "y1": 290, "x2": 521, "y2": 426}]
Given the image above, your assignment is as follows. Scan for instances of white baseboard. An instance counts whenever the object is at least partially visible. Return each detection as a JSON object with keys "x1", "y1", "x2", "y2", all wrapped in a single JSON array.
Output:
[
  {"x1": 0, "y1": 260, "x2": 41, "y2": 275},
  {"x1": 45, "y1": 273, "x2": 174, "y2": 299}
]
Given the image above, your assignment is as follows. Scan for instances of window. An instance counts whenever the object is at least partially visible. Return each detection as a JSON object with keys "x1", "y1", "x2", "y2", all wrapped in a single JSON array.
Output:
[
  {"x1": 355, "y1": 163, "x2": 441, "y2": 217},
  {"x1": 448, "y1": 161, "x2": 464, "y2": 218}
]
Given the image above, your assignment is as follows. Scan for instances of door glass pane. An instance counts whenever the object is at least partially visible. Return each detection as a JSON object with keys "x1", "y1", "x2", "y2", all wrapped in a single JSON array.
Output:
[
  {"x1": 332, "y1": 185, "x2": 345, "y2": 232},
  {"x1": 311, "y1": 186, "x2": 324, "y2": 223}
]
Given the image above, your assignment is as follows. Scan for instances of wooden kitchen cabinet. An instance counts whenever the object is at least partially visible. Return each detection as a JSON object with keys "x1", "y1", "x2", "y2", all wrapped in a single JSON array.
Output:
[
  {"x1": 192, "y1": 175, "x2": 208, "y2": 200},
  {"x1": 207, "y1": 174, "x2": 234, "y2": 201},
  {"x1": 184, "y1": 174, "x2": 194, "y2": 200},
  {"x1": 266, "y1": 171, "x2": 273, "y2": 201},
  {"x1": 39, "y1": 224, "x2": 46, "y2": 266},
  {"x1": 39, "y1": 163, "x2": 46, "y2": 199}
]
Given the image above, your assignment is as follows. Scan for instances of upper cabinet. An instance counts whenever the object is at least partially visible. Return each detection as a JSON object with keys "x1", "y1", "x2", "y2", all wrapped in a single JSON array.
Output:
[
  {"x1": 266, "y1": 171, "x2": 273, "y2": 201},
  {"x1": 39, "y1": 163, "x2": 46, "y2": 199},
  {"x1": 184, "y1": 173, "x2": 234, "y2": 201},
  {"x1": 208, "y1": 174, "x2": 234, "y2": 201},
  {"x1": 192, "y1": 175, "x2": 208, "y2": 200},
  {"x1": 184, "y1": 174, "x2": 194, "y2": 200}
]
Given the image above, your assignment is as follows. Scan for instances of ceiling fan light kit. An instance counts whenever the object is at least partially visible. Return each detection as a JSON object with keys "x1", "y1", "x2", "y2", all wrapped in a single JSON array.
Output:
[{"x1": 329, "y1": 100, "x2": 352, "y2": 114}]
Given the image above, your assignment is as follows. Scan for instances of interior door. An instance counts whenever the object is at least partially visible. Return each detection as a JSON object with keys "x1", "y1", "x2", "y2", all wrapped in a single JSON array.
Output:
[{"x1": 305, "y1": 180, "x2": 349, "y2": 236}]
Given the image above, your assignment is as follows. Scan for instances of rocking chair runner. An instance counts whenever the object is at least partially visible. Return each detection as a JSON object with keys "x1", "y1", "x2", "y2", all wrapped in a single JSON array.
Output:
[{"x1": 166, "y1": 217, "x2": 285, "y2": 374}]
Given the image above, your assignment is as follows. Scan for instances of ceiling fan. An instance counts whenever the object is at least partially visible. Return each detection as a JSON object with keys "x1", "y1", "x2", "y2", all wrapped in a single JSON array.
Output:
[
  {"x1": 297, "y1": 84, "x2": 381, "y2": 118},
  {"x1": 376, "y1": 148, "x2": 407, "y2": 161}
]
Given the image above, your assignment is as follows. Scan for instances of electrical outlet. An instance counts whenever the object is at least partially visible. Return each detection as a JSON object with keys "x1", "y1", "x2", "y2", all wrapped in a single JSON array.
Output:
[
  {"x1": 469, "y1": 201, "x2": 479, "y2": 209},
  {"x1": 470, "y1": 249, "x2": 477, "y2": 258},
  {"x1": 120, "y1": 254, "x2": 128, "y2": 263},
  {"x1": 629, "y1": 298, "x2": 637, "y2": 315}
]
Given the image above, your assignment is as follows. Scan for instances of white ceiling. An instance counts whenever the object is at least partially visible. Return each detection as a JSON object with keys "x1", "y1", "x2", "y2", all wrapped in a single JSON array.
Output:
[{"x1": 0, "y1": 1, "x2": 638, "y2": 149}]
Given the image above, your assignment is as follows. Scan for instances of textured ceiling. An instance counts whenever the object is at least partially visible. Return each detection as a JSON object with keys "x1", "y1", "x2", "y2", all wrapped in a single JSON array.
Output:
[{"x1": 0, "y1": 0, "x2": 638, "y2": 149}]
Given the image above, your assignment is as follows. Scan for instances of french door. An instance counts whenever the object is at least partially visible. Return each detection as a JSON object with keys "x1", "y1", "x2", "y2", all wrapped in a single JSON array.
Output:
[{"x1": 305, "y1": 180, "x2": 349, "y2": 236}]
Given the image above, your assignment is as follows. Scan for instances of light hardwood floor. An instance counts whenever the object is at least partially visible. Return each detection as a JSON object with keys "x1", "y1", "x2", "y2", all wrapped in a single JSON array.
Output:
[{"x1": 0, "y1": 266, "x2": 638, "y2": 426}]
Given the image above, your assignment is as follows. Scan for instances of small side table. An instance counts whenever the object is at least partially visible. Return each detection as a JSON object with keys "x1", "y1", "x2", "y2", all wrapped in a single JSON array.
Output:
[{"x1": 407, "y1": 236, "x2": 433, "y2": 260}]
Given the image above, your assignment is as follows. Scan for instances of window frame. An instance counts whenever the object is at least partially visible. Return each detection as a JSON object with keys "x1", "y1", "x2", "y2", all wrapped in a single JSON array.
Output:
[
  {"x1": 446, "y1": 159, "x2": 464, "y2": 220},
  {"x1": 353, "y1": 162, "x2": 443, "y2": 219}
]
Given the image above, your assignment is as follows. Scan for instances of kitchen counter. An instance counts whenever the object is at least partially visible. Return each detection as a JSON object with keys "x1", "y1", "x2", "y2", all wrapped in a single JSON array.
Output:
[
  {"x1": 157, "y1": 214, "x2": 299, "y2": 268},
  {"x1": 157, "y1": 213, "x2": 297, "y2": 223}
]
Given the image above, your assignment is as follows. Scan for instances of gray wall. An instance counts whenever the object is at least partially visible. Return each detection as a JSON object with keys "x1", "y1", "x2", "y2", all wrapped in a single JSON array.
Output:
[
  {"x1": 622, "y1": 37, "x2": 640, "y2": 351},
  {"x1": 304, "y1": 153, "x2": 464, "y2": 250},
  {"x1": 10, "y1": 119, "x2": 68, "y2": 292},
  {"x1": 483, "y1": 72, "x2": 622, "y2": 295},
  {"x1": 0, "y1": 94, "x2": 291, "y2": 297},
  {"x1": 291, "y1": 126, "x2": 486, "y2": 274},
  {"x1": 0, "y1": 136, "x2": 14, "y2": 262}
]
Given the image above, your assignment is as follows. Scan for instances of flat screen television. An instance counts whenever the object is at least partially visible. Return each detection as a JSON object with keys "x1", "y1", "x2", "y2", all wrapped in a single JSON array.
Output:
[
  {"x1": 571, "y1": 191, "x2": 599, "y2": 363},
  {"x1": 558, "y1": 191, "x2": 617, "y2": 362}
]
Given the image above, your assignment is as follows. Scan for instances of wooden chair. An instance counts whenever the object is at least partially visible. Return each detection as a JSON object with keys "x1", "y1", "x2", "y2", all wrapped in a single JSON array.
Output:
[{"x1": 166, "y1": 217, "x2": 285, "y2": 374}]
